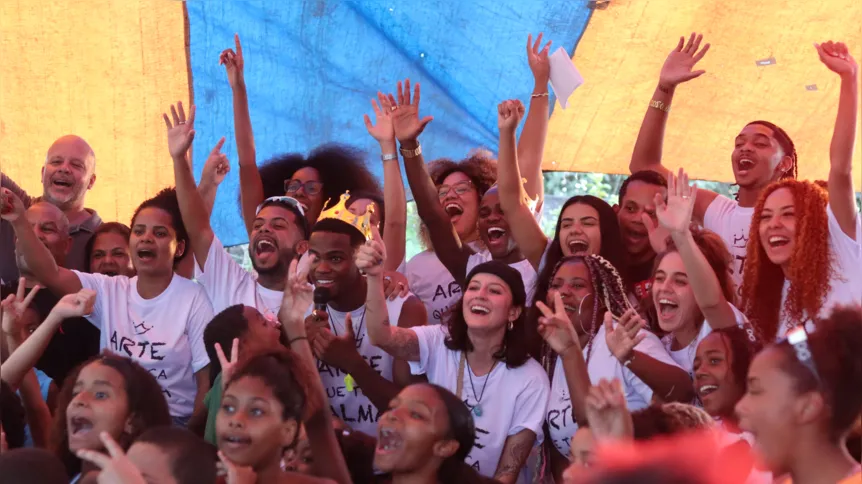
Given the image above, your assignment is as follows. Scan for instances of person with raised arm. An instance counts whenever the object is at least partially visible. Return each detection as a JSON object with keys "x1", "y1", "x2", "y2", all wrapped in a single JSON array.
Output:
[
  {"x1": 361, "y1": 223, "x2": 549, "y2": 483},
  {"x1": 740, "y1": 42, "x2": 860, "y2": 341},
  {"x1": 1, "y1": 135, "x2": 102, "y2": 284},
  {"x1": 167, "y1": 101, "x2": 309, "y2": 320},
  {"x1": 629, "y1": 33, "x2": 802, "y2": 293},
  {"x1": 2, "y1": 140, "x2": 214, "y2": 424},
  {"x1": 651, "y1": 169, "x2": 748, "y2": 373}
]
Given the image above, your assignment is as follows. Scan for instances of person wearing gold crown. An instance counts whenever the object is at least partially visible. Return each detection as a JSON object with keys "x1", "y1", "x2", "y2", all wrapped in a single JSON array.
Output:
[{"x1": 303, "y1": 194, "x2": 427, "y2": 439}]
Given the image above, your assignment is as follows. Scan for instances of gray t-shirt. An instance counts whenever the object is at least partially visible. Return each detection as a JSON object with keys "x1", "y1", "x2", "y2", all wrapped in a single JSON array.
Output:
[{"x1": 0, "y1": 173, "x2": 101, "y2": 284}]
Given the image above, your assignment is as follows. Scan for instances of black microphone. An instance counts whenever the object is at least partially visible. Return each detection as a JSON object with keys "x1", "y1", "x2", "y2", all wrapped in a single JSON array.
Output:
[{"x1": 313, "y1": 287, "x2": 331, "y2": 319}]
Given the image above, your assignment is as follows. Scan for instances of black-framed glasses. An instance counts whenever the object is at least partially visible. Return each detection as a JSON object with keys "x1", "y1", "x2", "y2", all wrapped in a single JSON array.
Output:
[
  {"x1": 782, "y1": 326, "x2": 820, "y2": 383},
  {"x1": 437, "y1": 180, "x2": 474, "y2": 199},
  {"x1": 256, "y1": 196, "x2": 306, "y2": 217},
  {"x1": 285, "y1": 179, "x2": 323, "y2": 196}
]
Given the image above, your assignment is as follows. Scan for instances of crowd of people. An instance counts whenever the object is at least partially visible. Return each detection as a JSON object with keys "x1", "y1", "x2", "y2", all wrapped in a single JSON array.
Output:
[{"x1": 0, "y1": 31, "x2": 860, "y2": 484}]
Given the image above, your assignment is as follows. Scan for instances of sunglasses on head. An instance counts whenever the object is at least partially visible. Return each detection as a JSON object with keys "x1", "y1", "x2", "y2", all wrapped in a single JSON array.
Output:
[{"x1": 782, "y1": 326, "x2": 820, "y2": 384}]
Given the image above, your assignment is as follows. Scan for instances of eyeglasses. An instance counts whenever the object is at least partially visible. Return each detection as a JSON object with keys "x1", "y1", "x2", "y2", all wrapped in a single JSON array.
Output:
[
  {"x1": 285, "y1": 179, "x2": 323, "y2": 196},
  {"x1": 437, "y1": 180, "x2": 474, "y2": 199},
  {"x1": 782, "y1": 326, "x2": 820, "y2": 383},
  {"x1": 256, "y1": 196, "x2": 306, "y2": 217}
]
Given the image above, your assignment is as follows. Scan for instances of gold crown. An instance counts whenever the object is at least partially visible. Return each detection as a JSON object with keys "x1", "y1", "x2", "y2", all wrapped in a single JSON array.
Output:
[
  {"x1": 317, "y1": 191, "x2": 375, "y2": 240},
  {"x1": 522, "y1": 178, "x2": 540, "y2": 214}
]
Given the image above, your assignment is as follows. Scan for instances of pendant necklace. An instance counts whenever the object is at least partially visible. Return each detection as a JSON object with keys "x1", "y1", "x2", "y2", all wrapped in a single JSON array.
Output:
[{"x1": 465, "y1": 357, "x2": 497, "y2": 417}]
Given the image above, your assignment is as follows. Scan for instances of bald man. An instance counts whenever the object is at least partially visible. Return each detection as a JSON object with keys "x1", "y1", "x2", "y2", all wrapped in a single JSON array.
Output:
[{"x1": 1, "y1": 135, "x2": 102, "y2": 283}]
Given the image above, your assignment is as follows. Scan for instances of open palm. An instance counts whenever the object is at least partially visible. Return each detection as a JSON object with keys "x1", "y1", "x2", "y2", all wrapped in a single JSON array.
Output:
[
  {"x1": 660, "y1": 33, "x2": 710, "y2": 87},
  {"x1": 162, "y1": 102, "x2": 196, "y2": 161},
  {"x1": 388, "y1": 79, "x2": 433, "y2": 143},
  {"x1": 363, "y1": 93, "x2": 395, "y2": 143},
  {"x1": 655, "y1": 168, "x2": 697, "y2": 234}
]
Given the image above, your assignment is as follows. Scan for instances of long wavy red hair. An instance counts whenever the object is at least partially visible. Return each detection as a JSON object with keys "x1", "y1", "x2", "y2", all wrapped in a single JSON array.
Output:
[{"x1": 740, "y1": 179, "x2": 832, "y2": 341}]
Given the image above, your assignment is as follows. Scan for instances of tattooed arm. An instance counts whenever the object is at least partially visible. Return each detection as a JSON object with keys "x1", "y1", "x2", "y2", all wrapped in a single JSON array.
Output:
[
  {"x1": 366, "y1": 271, "x2": 422, "y2": 362},
  {"x1": 493, "y1": 429, "x2": 536, "y2": 484}
]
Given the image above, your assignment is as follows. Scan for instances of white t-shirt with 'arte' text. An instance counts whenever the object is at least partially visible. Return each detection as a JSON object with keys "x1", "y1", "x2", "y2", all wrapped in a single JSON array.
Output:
[{"x1": 75, "y1": 271, "x2": 213, "y2": 418}]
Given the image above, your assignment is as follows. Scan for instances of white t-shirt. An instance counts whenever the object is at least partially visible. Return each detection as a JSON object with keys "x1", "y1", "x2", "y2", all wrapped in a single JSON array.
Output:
[
  {"x1": 75, "y1": 271, "x2": 213, "y2": 418},
  {"x1": 546, "y1": 325, "x2": 682, "y2": 457},
  {"x1": 195, "y1": 236, "x2": 283, "y2": 320},
  {"x1": 307, "y1": 295, "x2": 408, "y2": 438},
  {"x1": 775, "y1": 205, "x2": 862, "y2": 339},
  {"x1": 714, "y1": 425, "x2": 773, "y2": 484},
  {"x1": 703, "y1": 195, "x2": 753, "y2": 297},
  {"x1": 466, "y1": 251, "x2": 537, "y2": 306},
  {"x1": 406, "y1": 242, "x2": 482, "y2": 326},
  {"x1": 663, "y1": 303, "x2": 748, "y2": 375},
  {"x1": 409, "y1": 325, "x2": 550, "y2": 478}
]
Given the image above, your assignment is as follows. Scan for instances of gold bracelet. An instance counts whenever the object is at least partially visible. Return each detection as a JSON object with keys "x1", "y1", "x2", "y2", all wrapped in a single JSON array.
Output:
[
  {"x1": 531, "y1": 92, "x2": 549, "y2": 98},
  {"x1": 650, "y1": 99, "x2": 670, "y2": 113},
  {"x1": 399, "y1": 144, "x2": 422, "y2": 158}
]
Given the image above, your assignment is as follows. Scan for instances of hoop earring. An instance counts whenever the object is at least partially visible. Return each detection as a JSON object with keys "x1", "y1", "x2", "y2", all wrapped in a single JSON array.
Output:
[
  {"x1": 507, "y1": 321, "x2": 513, "y2": 331},
  {"x1": 577, "y1": 293, "x2": 593, "y2": 335}
]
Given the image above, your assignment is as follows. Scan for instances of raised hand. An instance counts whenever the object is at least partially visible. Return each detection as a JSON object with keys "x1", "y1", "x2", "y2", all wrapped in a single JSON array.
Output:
[
  {"x1": 497, "y1": 99, "x2": 525, "y2": 133},
  {"x1": 201, "y1": 137, "x2": 231, "y2": 187},
  {"x1": 0, "y1": 188, "x2": 25, "y2": 222},
  {"x1": 219, "y1": 34, "x2": 245, "y2": 88},
  {"x1": 214, "y1": 338, "x2": 239, "y2": 389},
  {"x1": 655, "y1": 168, "x2": 697, "y2": 235},
  {"x1": 1, "y1": 279, "x2": 41, "y2": 338},
  {"x1": 387, "y1": 79, "x2": 433, "y2": 143},
  {"x1": 217, "y1": 450, "x2": 257, "y2": 484},
  {"x1": 604, "y1": 309, "x2": 646, "y2": 363},
  {"x1": 76, "y1": 432, "x2": 147, "y2": 484},
  {"x1": 313, "y1": 313, "x2": 363, "y2": 371},
  {"x1": 584, "y1": 379, "x2": 634, "y2": 442},
  {"x1": 659, "y1": 33, "x2": 710, "y2": 88},
  {"x1": 49, "y1": 289, "x2": 97, "y2": 320},
  {"x1": 162, "y1": 102, "x2": 196, "y2": 161},
  {"x1": 363, "y1": 93, "x2": 396, "y2": 146},
  {"x1": 535, "y1": 292, "x2": 581, "y2": 356},
  {"x1": 815, "y1": 41, "x2": 858, "y2": 79},
  {"x1": 279, "y1": 258, "x2": 314, "y2": 327},
  {"x1": 641, "y1": 212, "x2": 669, "y2": 254},
  {"x1": 527, "y1": 33, "x2": 552, "y2": 88},
  {"x1": 355, "y1": 225, "x2": 386, "y2": 277}
]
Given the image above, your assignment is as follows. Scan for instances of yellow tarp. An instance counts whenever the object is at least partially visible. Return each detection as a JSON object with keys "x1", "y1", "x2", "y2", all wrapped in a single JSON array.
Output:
[
  {"x1": 0, "y1": 0, "x2": 190, "y2": 224},
  {"x1": 546, "y1": 0, "x2": 862, "y2": 184}
]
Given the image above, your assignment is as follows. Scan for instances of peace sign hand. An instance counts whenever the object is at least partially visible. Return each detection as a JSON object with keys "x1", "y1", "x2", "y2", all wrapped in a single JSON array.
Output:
[
  {"x1": 76, "y1": 432, "x2": 146, "y2": 484},
  {"x1": 355, "y1": 225, "x2": 386, "y2": 277},
  {"x1": 659, "y1": 33, "x2": 710, "y2": 88},
  {"x1": 279, "y1": 258, "x2": 314, "y2": 328},
  {"x1": 535, "y1": 292, "x2": 581, "y2": 356},
  {"x1": 162, "y1": 102, "x2": 196, "y2": 161},
  {"x1": 1, "y1": 278, "x2": 41, "y2": 338},
  {"x1": 655, "y1": 167, "x2": 697, "y2": 235},
  {"x1": 214, "y1": 338, "x2": 240, "y2": 390},
  {"x1": 387, "y1": 79, "x2": 434, "y2": 143},
  {"x1": 526, "y1": 33, "x2": 552, "y2": 87},
  {"x1": 604, "y1": 309, "x2": 646, "y2": 363},
  {"x1": 584, "y1": 379, "x2": 634, "y2": 442}
]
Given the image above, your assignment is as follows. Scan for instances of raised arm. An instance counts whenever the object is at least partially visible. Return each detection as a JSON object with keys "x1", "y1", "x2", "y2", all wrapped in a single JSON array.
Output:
[
  {"x1": 163, "y1": 103, "x2": 221, "y2": 270},
  {"x1": 198, "y1": 136, "x2": 231, "y2": 216},
  {"x1": 0, "y1": 189, "x2": 81, "y2": 295},
  {"x1": 658, "y1": 170, "x2": 738, "y2": 328},
  {"x1": 220, "y1": 35, "x2": 262, "y2": 236},
  {"x1": 817, "y1": 41, "x2": 859, "y2": 238},
  {"x1": 498, "y1": 99, "x2": 549, "y2": 269},
  {"x1": 0, "y1": 173, "x2": 36, "y2": 208},
  {"x1": 278, "y1": 259, "x2": 352, "y2": 484},
  {"x1": 364, "y1": 92, "x2": 407, "y2": 270},
  {"x1": 388, "y1": 79, "x2": 472, "y2": 282},
  {"x1": 518, "y1": 33, "x2": 552, "y2": 204},
  {"x1": 358, "y1": 227, "x2": 422, "y2": 362},
  {"x1": 630, "y1": 34, "x2": 716, "y2": 223},
  {"x1": 1, "y1": 288, "x2": 95, "y2": 389}
]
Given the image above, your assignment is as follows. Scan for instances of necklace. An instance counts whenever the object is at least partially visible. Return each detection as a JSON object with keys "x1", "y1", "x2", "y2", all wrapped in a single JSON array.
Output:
[
  {"x1": 254, "y1": 285, "x2": 282, "y2": 325},
  {"x1": 464, "y1": 356, "x2": 497, "y2": 417}
]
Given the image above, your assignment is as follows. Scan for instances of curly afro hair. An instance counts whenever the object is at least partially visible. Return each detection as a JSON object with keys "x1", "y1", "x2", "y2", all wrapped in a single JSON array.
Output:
[
  {"x1": 740, "y1": 180, "x2": 831, "y2": 341},
  {"x1": 246, "y1": 143, "x2": 381, "y2": 213},
  {"x1": 419, "y1": 151, "x2": 498, "y2": 250}
]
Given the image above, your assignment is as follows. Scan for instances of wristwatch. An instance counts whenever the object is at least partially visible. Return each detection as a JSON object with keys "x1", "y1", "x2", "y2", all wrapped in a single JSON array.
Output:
[
  {"x1": 380, "y1": 153, "x2": 398, "y2": 162},
  {"x1": 399, "y1": 144, "x2": 422, "y2": 158}
]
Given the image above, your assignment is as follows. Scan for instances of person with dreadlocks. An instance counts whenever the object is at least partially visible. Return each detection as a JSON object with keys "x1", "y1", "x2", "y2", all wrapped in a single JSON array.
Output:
[
  {"x1": 529, "y1": 254, "x2": 691, "y2": 482},
  {"x1": 629, "y1": 33, "x2": 799, "y2": 294},
  {"x1": 740, "y1": 41, "x2": 860, "y2": 342}
]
